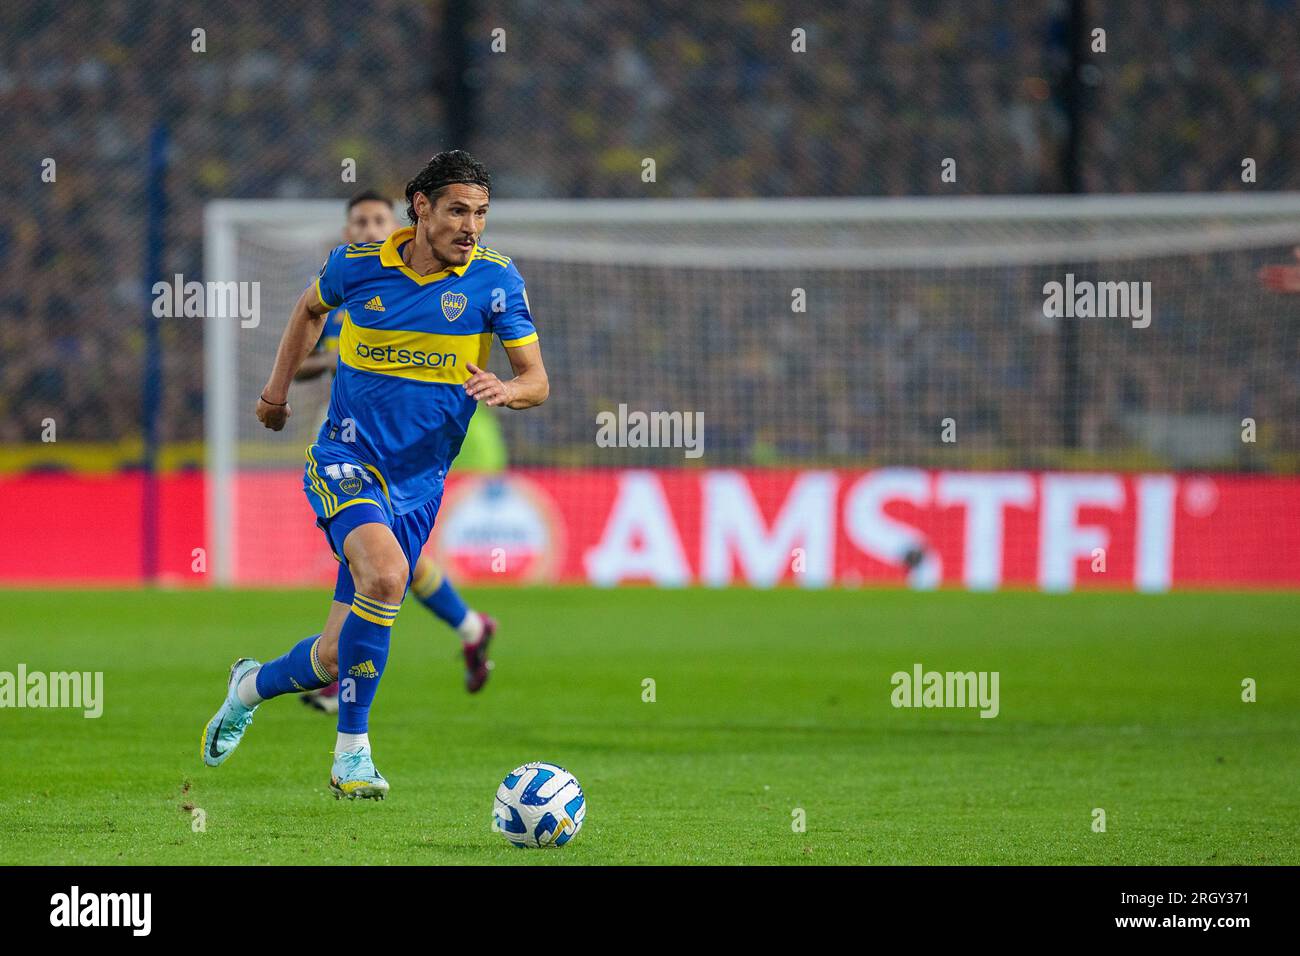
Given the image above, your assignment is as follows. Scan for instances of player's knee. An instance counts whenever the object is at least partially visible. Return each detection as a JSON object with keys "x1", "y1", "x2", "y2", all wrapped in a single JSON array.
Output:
[
  {"x1": 371, "y1": 571, "x2": 407, "y2": 605},
  {"x1": 355, "y1": 562, "x2": 408, "y2": 605}
]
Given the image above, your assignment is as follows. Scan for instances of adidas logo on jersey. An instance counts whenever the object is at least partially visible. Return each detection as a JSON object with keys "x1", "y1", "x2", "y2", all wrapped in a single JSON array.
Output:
[
  {"x1": 348, "y1": 660, "x2": 379, "y2": 678},
  {"x1": 363, "y1": 296, "x2": 385, "y2": 312}
]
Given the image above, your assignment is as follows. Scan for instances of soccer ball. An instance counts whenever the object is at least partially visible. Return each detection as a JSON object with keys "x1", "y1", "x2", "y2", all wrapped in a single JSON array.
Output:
[{"x1": 491, "y1": 762, "x2": 586, "y2": 848}]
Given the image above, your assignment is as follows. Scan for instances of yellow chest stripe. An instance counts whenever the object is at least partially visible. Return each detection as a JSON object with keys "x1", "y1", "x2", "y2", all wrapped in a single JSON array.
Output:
[{"x1": 338, "y1": 319, "x2": 491, "y2": 384}]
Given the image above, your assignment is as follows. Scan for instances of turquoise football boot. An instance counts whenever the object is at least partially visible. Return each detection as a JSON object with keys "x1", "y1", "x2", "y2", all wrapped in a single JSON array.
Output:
[
  {"x1": 329, "y1": 747, "x2": 390, "y2": 800},
  {"x1": 201, "y1": 658, "x2": 261, "y2": 767}
]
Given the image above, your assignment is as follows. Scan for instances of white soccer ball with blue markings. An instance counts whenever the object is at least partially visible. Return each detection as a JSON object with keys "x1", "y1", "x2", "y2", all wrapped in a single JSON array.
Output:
[{"x1": 492, "y1": 762, "x2": 586, "y2": 848}]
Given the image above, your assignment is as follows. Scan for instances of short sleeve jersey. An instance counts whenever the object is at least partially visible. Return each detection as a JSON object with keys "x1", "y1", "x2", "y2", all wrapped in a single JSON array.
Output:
[{"x1": 310, "y1": 226, "x2": 538, "y2": 513}]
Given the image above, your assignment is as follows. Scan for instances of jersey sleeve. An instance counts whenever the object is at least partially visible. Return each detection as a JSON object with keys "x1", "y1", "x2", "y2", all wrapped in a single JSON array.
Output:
[
  {"x1": 491, "y1": 262, "x2": 538, "y2": 347},
  {"x1": 311, "y1": 244, "x2": 348, "y2": 310}
]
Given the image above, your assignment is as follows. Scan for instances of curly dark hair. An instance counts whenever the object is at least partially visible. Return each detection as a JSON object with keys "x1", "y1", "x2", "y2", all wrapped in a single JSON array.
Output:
[{"x1": 404, "y1": 150, "x2": 492, "y2": 224}]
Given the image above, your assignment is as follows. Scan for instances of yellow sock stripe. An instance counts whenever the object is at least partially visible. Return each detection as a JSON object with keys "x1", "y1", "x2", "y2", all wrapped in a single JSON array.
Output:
[
  {"x1": 352, "y1": 606, "x2": 398, "y2": 624},
  {"x1": 353, "y1": 592, "x2": 401, "y2": 610},
  {"x1": 309, "y1": 637, "x2": 333, "y2": 685},
  {"x1": 410, "y1": 562, "x2": 443, "y2": 598},
  {"x1": 353, "y1": 594, "x2": 401, "y2": 617},
  {"x1": 351, "y1": 602, "x2": 396, "y2": 626}
]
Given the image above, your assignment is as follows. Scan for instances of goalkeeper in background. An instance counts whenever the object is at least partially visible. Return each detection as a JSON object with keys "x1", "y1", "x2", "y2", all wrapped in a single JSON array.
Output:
[{"x1": 294, "y1": 190, "x2": 503, "y2": 712}]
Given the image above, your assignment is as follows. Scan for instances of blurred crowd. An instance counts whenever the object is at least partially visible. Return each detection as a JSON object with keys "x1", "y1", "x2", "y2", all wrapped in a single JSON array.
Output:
[
  {"x1": 517, "y1": 246, "x2": 1300, "y2": 470},
  {"x1": 0, "y1": 0, "x2": 1296, "y2": 468}
]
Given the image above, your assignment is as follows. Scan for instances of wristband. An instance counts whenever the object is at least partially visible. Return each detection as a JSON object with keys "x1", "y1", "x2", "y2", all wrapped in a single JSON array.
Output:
[{"x1": 259, "y1": 394, "x2": 288, "y2": 407}]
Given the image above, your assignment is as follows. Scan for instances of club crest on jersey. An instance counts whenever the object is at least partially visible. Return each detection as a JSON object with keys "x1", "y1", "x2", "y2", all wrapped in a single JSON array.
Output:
[
  {"x1": 338, "y1": 476, "x2": 363, "y2": 496},
  {"x1": 441, "y1": 291, "x2": 468, "y2": 322}
]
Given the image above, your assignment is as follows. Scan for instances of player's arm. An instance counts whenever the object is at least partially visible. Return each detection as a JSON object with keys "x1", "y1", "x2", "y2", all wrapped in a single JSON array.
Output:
[
  {"x1": 294, "y1": 343, "x2": 338, "y2": 381},
  {"x1": 469, "y1": 263, "x2": 547, "y2": 409},
  {"x1": 464, "y1": 341, "x2": 549, "y2": 409},
  {"x1": 296, "y1": 306, "x2": 345, "y2": 380},
  {"x1": 256, "y1": 286, "x2": 331, "y2": 430}
]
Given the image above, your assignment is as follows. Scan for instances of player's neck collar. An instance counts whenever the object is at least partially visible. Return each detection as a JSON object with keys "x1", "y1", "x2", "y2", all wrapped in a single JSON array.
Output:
[{"x1": 379, "y1": 226, "x2": 475, "y2": 285}]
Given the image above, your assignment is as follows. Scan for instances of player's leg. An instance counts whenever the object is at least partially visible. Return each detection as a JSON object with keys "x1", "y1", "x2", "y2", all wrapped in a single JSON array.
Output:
[
  {"x1": 300, "y1": 572, "x2": 353, "y2": 714},
  {"x1": 409, "y1": 555, "x2": 497, "y2": 692},
  {"x1": 327, "y1": 518, "x2": 408, "y2": 799},
  {"x1": 410, "y1": 555, "x2": 481, "y2": 638},
  {"x1": 247, "y1": 601, "x2": 346, "y2": 700},
  {"x1": 325, "y1": 497, "x2": 442, "y2": 794},
  {"x1": 200, "y1": 602, "x2": 345, "y2": 768},
  {"x1": 202, "y1": 449, "x2": 383, "y2": 769}
]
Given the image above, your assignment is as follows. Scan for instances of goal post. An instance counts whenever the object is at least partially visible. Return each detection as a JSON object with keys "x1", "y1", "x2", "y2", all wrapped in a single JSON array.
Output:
[
  {"x1": 203, "y1": 195, "x2": 1300, "y2": 587},
  {"x1": 204, "y1": 201, "x2": 352, "y2": 585}
]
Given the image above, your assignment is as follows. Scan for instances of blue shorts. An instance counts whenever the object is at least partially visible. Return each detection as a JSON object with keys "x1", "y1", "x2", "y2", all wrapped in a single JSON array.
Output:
[{"x1": 303, "y1": 442, "x2": 442, "y2": 605}]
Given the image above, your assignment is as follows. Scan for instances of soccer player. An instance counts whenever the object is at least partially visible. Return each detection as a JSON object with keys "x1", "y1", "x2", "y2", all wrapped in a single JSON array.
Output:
[
  {"x1": 201, "y1": 151, "x2": 549, "y2": 798},
  {"x1": 293, "y1": 189, "x2": 500, "y2": 715}
]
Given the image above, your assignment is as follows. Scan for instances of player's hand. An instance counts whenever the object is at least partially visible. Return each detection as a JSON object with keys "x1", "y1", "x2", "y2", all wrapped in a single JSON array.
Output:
[
  {"x1": 256, "y1": 395, "x2": 292, "y2": 430},
  {"x1": 463, "y1": 362, "x2": 516, "y2": 407},
  {"x1": 1258, "y1": 246, "x2": 1300, "y2": 293}
]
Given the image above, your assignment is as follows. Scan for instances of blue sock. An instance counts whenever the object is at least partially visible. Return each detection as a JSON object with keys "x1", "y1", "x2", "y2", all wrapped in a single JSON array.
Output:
[
  {"x1": 411, "y1": 565, "x2": 468, "y2": 629},
  {"x1": 254, "y1": 634, "x2": 332, "y2": 700},
  {"x1": 337, "y1": 594, "x2": 400, "y2": 734}
]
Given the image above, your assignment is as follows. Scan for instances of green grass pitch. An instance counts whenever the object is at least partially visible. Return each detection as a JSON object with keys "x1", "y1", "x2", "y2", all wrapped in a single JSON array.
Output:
[{"x1": 1, "y1": 587, "x2": 1297, "y2": 865}]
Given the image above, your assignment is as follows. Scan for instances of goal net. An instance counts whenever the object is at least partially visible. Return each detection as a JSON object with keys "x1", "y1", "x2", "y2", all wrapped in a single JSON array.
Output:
[{"x1": 205, "y1": 196, "x2": 1300, "y2": 587}]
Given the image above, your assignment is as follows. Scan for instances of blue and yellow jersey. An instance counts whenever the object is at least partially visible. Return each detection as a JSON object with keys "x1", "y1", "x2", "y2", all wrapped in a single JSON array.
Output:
[{"x1": 309, "y1": 225, "x2": 538, "y2": 515}]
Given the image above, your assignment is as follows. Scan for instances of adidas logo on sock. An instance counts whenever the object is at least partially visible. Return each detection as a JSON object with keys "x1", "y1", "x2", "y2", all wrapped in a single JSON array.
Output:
[
  {"x1": 348, "y1": 660, "x2": 379, "y2": 678},
  {"x1": 363, "y1": 296, "x2": 385, "y2": 311}
]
